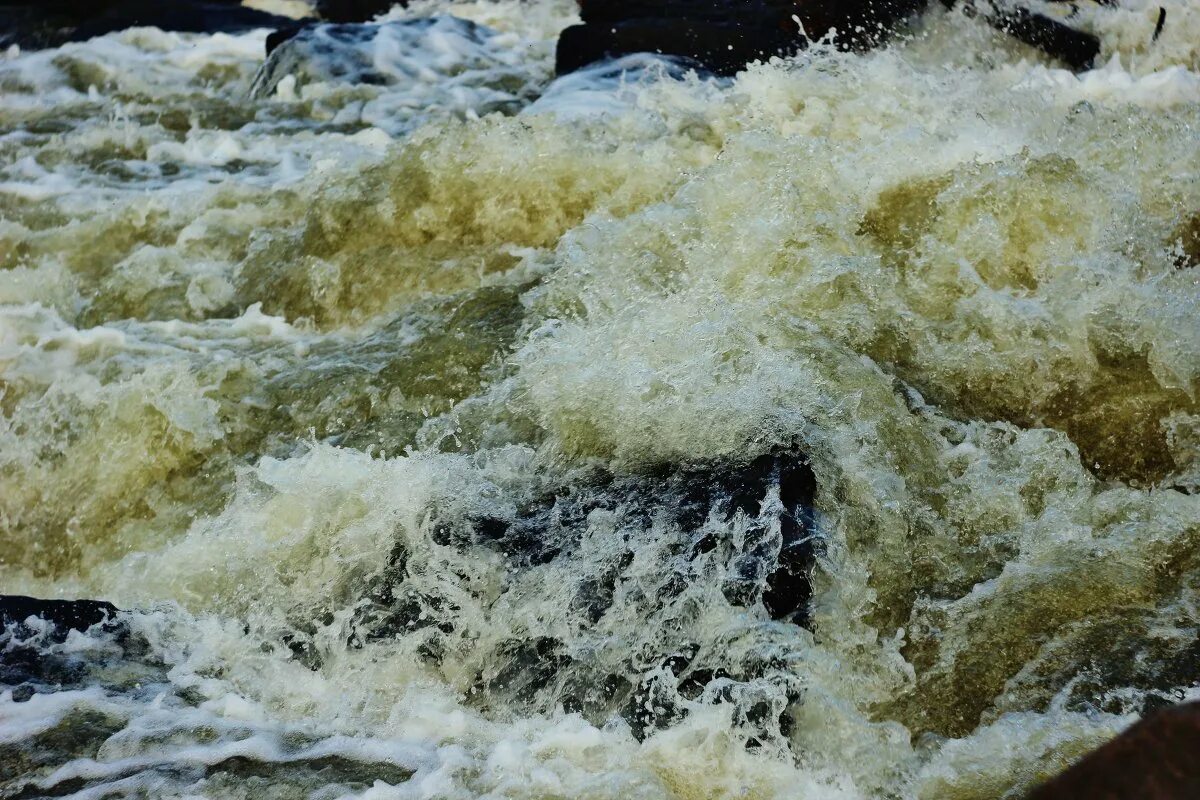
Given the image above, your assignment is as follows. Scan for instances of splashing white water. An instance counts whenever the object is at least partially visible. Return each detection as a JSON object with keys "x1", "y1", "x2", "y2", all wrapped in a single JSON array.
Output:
[{"x1": 2, "y1": 1, "x2": 1199, "y2": 798}]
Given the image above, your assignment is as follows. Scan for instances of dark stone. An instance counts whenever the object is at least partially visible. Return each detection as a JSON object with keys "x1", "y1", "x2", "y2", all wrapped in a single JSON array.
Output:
[
  {"x1": 622, "y1": 648, "x2": 799, "y2": 744},
  {"x1": 480, "y1": 637, "x2": 574, "y2": 704},
  {"x1": 1173, "y1": 213, "x2": 1200, "y2": 270},
  {"x1": 452, "y1": 449, "x2": 820, "y2": 625},
  {"x1": 0, "y1": 596, "x2": 119, "y2": 635},
  {"x1": 974, "y1": 3, "x2": 1099, "y2": 72},
  {"x1": 579, "y1": 0, "x2": 795, "y2": 25},
  {"x1": 556, "y1": 18, "x2": 800, "y2": 76},
  {"x1": 266, "y1": 21, "x2": 308, "y2": 54},
  {"x1": 0, "y1": 641, "x2": 92, "y2": 688},
  {"x1": 556, "y1": 0, "x2": 1101, "y2": 76},
  {"x1": 1153, "y1": 6, "x2": 1166, "y2": 42},
  {"x1": 356, "y1": 449, "x2": 818, "y2": 741},
  {"x1": 0, "y1": 0, "x2": 301, "y2": 50},
  {"x1": 0, "y1": 596, "x2": 161, "y2": 712},
  {"x1": 556, "y1": 0, "x2": 928, "y2": 76},
  {"x1": 314, "y1": 0, "x2": 403, "y2": 23},
  {"x1": 1025, "y1": 702, "x2": 1200, "y2": 799}
]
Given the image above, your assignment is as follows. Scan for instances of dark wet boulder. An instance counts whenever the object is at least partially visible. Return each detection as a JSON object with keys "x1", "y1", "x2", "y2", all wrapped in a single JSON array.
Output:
[
  {"x1": 970, "y1": 2, "x2": 1100, "y2": 72},
  {"x1": 347, "y1": 448, "x2": 818, "y2": 743},
  {"x1": 556, "y1": 0, "x2": 928, "y2": 75},
  {"x1": 266, "y1": 21, "x2": 310, "y2": 54},
  {"x1": 0, "y1": 596, "x2": 136, "y2": 703},
  {"x1": 556, "y1": 0, "x2": 1101, "y2": 76},
  {"x1": 1173, "y1": 212, "x2": 1200, "y2": 270},
  {"x1": 0, "y1": 0, "x2": 300, "y2": 50},
  {"x1": 251, "y1": 15, "x2": 536, "y2": 118},
  {"x1": 432, "y1": 449, "x2": 819, "y2": 624},
  {"x1": 556, "y1": 17, "x2": 801, "y2": 77},
  {"x1": 1026, "y1": 702, "x2": 1200, "y2": 799},
  {"x1": 0, "y1": 595, "x2": 119, "y2": 635},
  {"x1": 314, "y1": 0, "x2": 403, "y2": 23}
]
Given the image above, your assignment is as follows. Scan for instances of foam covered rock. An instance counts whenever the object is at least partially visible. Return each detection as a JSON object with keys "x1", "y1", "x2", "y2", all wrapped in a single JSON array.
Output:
[{"x1": 0, "y1": 0, "x2": 298, "y2": 50}]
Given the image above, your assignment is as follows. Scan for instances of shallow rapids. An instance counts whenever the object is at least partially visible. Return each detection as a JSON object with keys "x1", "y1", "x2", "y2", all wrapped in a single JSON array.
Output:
[{"x1": 2, "y1": 0, "x2": 1200, "y2": 797}]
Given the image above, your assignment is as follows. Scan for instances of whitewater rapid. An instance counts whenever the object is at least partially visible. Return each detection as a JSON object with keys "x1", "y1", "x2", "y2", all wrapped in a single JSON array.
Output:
[{"x1": 2, "y1": 0, "x2": 1199, "y2": 797}]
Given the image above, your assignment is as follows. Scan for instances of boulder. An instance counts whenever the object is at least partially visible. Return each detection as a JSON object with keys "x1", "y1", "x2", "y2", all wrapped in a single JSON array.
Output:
[
  {"x1": 314, "y1": 0, "x2": 403, "y2": 23},
  {"x1": 0, "y1": 595, "x2": 125, "y2": 695},
  {"x1": 0, "y1": 0, "x2": 301, "y2": 50},
  {"x1": 250, "y1": 15, "x2": 539, "y2": 128},
  {"x1": 1177, "y1": 213, "x2": 1200, "y2": 270},
  {"x1": 349, "y1": 449, "x2": 818, "y2": 742},
  {"x1": 556, "y1": 0, "x2": 929, "y2": 75},
  {"x1": 556, "y1": 17, "x2": 802, "y2": 76},
  {"x1": 971, "y1": 2, "x2": 1100, "y2": 72},
  {"x1": 0, "y1": 595, "x2": 119, "y2": 634},
  {"x1": 556, "y1": 0, "x2": 1101, "y2": 76},
  {"x1": 1026, "y1": 702, "x2": 1200, "y2": 799}
]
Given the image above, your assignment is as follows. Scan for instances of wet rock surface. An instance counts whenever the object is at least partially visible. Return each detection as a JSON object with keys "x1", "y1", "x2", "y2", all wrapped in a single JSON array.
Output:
[
  {"x1": 314, "y1": 0, "x2": 404, "y2": 23},
  {"x1": 556, "y1": 0, "x2": 1101, "y2": 75},
  {"x1": 967, "y1": 0, "x2": 1100, "y2": 71},
  {"x1": 1026, "y1": 702, "x2": 1200, "y2": 799},
  {"x1": 252, "y1": 15, "x2": 540, "y2": 114},
  {"x1": 1, "y1": 0, "x2": 1198, "y2": 795},
  {"x1": 0, "y1": 596, "x2": 120, "y2": 634},
  {"x1": 0, "y1": 0, "x2": 299, "y2": 50},
  {"x1": 1, "y1": 596, "x2": 136, "y2": 699},
  {"x1": 1, "y1": 451, "x2": 820, "y2": 764},
  {"x1": 557, "y1": 0, "x2": 929, "y2": 75},
  {"x1": 1, "y1": 604, "x2": 417, "y2": 798},
  {"x1": 346, "y1": 449, "x2": 820, "y2": 743}
]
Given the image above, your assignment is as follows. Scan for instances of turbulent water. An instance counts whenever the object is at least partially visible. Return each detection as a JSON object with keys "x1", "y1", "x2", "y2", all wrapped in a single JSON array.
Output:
[{"x1": 2, "y1": 0, "x2": 1200, "y2": 797}]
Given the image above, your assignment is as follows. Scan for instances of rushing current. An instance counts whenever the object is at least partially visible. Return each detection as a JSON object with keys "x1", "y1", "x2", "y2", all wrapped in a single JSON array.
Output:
[{"x1": 2, "y1": 0, "x2": 1199, "y2": 797}]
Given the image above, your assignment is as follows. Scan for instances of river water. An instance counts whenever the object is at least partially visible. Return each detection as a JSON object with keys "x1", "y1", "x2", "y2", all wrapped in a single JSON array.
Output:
[{"x1": 1, "y1": 1, "x2": 1199, "y2": 797}]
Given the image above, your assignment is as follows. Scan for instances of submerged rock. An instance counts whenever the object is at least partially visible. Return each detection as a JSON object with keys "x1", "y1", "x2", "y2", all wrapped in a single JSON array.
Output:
[
  {"x1": 314, "y1": 0, "x2": 403, "y2": 23},
  {"x1": 969, "y1": 2, "x2": 1100, "y2": 72},
  {"x1": 0, "y1": 595, "x2": 120, "y2": 635},
  {"x1": 1175, "y1": 212, "x2": 1200, "y2": 270},
  {"x1": 556, "y1": 0, "x2": 1101, "y2": 75},
  {"x1": 0, "y1": 595, "x2": 136, "y2": 705},
  {"x1": 348, "y1": 449, "x2": 819, "y2": 742},
  {"x1": 252, "y1": 15, "x2": 540, "y2": 117},
  {"x1": 556, "y1": 0, "x2": 928, "y2": 76},
  {"x1": 0, "y1": 0, "x2": 299, "y2": 50},
  {"x1": 1026, "y1": 702, "x2": 1200, "y2": 799},
  {"x1": 0, "y1": 603, "x2": 414, "y2": 798}
]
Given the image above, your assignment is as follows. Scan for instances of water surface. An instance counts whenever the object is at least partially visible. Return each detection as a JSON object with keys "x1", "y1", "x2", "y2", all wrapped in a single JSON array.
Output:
[{"x1": 2, "y1": 1, "x2": 1200, "y2": 797}]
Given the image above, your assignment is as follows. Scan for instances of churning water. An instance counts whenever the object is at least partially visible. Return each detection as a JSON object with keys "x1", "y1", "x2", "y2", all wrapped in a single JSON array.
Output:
[{"x1": 1, "y1": 0, "x2": 1199, "y2": 797}]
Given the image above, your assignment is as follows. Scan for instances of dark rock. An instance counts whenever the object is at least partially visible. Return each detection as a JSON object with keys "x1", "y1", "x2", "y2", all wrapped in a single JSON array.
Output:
[
  {"x1": 352, "y1": 448, "x2": 818, "y2": 741},
  {"x1": 0, "y1": 0, "x2": 301, "y2": 50},
  {"x1": 622, "y1": 647, "x2": 799, "y2": 744},
  {"x1": 1174, "y1": 212, "x2": 1200, "y2": 270},
  {"x1": 264, "y1": 0, "x2": 404, "y2": 53},
  {"x1": 556, "y1": 17, "x2": 802, "y2": 76},
  {"x1": 251, "y1": 15, "x2": 535, "y2": 117},
  {"x1": 266, "y1": 21, "x2": 309, "y2": 54},
  {"x1": 973, "y1": 2, "x2": 1100, "y2": 71},
  {"x1": 314, "y1": 0, "x2": 402, "y2": 23},
  {"x1": 0, "y1": 596, "x2": 158, "y2": 712},
  {"x1": 1025, "y1": 702, "x2": 1200, "y2": 799},
  {"x1": 556, "y1": 0, "x2": 1101, "y2": 76},
  {"x1": 761, "y1": 455, "x2": 817, "y2": 620},
  {"x1": 482, "y1": 637, "x2": 574, "y2": 704},
  {"x1": 0, "y1": 595, "x2": 119, "y2": 635},
  {"x1": 448, "y1": 450, "x2": 820, "y2": 624},
  {"x1": 578, "y1": 0, "x2": 796, "y2": 25},
  {"x1": 556, "y1": 0, "x2": 928, "y2": 76}
]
